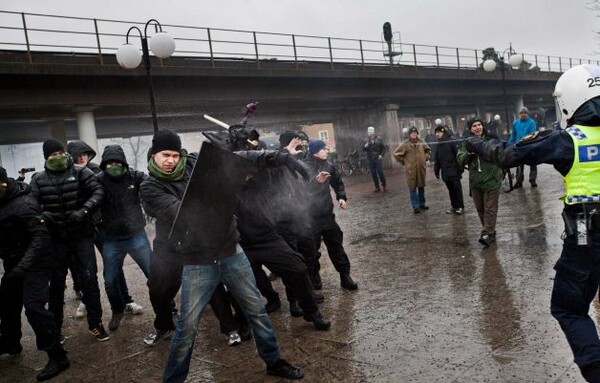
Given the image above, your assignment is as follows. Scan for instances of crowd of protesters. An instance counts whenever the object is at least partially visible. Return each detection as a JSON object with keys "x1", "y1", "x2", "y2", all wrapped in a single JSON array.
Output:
[
  {"x1": 0, "y1": 119, "x2": 362, "y2": 381},
  {"x1": 0, "y1": 100, "x2": 570, "y2": 382}
]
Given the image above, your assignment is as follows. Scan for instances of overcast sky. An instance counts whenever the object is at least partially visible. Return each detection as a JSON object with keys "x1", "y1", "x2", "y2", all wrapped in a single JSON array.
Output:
[{"x1": 3, "y1": 0, "x2": 599, "y2": 60}]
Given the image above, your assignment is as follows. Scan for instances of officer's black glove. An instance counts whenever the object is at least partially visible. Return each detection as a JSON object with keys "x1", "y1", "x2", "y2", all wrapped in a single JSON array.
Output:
[
  {"x1": 5, "y1": 266, "x2": 26, "y2": 281},
  {"x1": 465, "y1": 136, "x2": 482, "y2": 153},
  {"x1": 284, "y1": 155, "x2": 309, "y2": 181},
  {"x1": 68, "y1": 208, "x2": 89, "y2": 224}
]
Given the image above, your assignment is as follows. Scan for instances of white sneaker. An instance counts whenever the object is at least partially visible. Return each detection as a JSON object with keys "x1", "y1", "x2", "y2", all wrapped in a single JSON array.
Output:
[
  {"x1": 227, "y1": 331, "x2": 242, "y2": 347},
  {"x1": 124, "y1": 302, "x2": 143, "y2": 315},
  {"x1": 144, "y1": 329, "x2": 173, "y2": 346},
  {"x1": 75, "y1": 302, "x2": 87, "y2": 319}
]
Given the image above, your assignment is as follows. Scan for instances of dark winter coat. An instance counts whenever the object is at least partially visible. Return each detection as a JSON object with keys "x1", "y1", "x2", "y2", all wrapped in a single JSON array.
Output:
[
  {"x1": 140, "y1": 153, "x2": 240, "y2": 265},
  {"x1": 30, "y1": 158, "x2": 104, "y2": 239},
  {"x1": 364, "y1": 135, "x2": 387, "y2": 160},
  {"x1": 97, "y1": 145, "x2": 148, "y2": 237},
  {"x1": 236, "y1": 172, "x2": 281, "y2": 247},
  {"x1": 0, "y1": 180, "x2": 53, "y2": 273},
  {"x1": 434, "y1": 132, "x2": 463, "y2": 182},
  {"x1": 303, "y1": 156, "x2": 347, "y2": 218}
]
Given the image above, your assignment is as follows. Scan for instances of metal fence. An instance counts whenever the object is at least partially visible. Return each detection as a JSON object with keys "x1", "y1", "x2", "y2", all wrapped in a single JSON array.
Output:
[{"x1": 0, "y1": 10, "x2": 598, "y2": 72}]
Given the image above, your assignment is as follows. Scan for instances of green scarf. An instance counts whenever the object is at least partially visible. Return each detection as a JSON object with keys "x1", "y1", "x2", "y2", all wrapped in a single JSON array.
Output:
[
  {"x1": 46, "y1": 155, "x2": 69, "y2": 172},
  {"x1": 148, "y1": 149, "x2": 187, "y2": 181},
  {"x1": 105, "y1": 163, "x2": 128, "y2": 178}
]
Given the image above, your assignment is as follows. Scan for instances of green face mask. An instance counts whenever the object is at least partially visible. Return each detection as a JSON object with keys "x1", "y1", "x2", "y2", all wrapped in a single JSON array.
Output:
[
  {"x1": 0, "y1": 184, "x2": 6, "y2": 199},
  {"x1": 105, "y1": 163, "x2": 127, "y2": 178},
  {"x1": 45, "y1": 155, "x2": 69, "y2": 171}
]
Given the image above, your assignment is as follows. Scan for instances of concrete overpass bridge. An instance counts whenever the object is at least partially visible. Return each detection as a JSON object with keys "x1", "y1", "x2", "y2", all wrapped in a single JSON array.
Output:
[{"x1": 0, "y1": 11, "x2": 595, "y2": 154}]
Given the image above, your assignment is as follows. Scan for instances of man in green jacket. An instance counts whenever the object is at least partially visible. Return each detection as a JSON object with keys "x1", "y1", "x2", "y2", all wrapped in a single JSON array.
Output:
[{"x1": 457, "y1": 118, "x2": 503, "y2": 247}]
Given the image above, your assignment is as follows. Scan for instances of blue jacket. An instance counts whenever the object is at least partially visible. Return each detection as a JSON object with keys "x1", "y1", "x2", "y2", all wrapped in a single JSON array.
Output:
[{"x1": 509, "y1": 117, "x2": 537, "y2": 143}]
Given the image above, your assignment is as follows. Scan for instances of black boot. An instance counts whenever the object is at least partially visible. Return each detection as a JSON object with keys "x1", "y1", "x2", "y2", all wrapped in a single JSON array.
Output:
[
  {"x1": 312, "y1": 292, "x2": 325, "y2": 304},
  {"x1": 289, "y1": 301, "x2": 304, "y2": 317},
  {"x1": 303, "y1": 310, "x2": 331, "y2": 331},
  {"x1": 266, "y1": 358, "x2": 304, "y2": 379},
  {"x1": 311, "y1": 273, "x2": 323, "y2": 290},
  {"x1": 340, "y1": 273, "x2": 358, "y2": 290},
  {"x1": 37, "y1": 345, "x2": 70, "y2": 381},
  {"x1": 265, "y1": 298, "x2": 281, "y2": 313}
]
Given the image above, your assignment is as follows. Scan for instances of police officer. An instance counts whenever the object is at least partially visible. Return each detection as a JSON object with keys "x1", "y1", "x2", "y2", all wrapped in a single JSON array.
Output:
[{"x1": 465, "y1": 64, "x2": 600, "y2": 383}]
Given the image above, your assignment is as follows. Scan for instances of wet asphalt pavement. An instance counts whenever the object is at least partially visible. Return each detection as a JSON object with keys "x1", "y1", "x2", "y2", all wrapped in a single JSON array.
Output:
[{"x1": 0, "y1": 164, "x2": 594, "y2": 382}]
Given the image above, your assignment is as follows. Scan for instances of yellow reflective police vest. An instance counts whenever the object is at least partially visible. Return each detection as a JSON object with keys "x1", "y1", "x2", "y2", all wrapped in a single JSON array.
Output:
[{"x1": 564, "y1": 125, "x2": 600, "y2": 205}]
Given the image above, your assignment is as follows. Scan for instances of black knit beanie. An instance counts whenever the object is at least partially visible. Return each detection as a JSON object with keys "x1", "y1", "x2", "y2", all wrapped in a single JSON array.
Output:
[
  {"x1": 43, "y1": 139, "x2": 65, "y2": 159},
  {"x1": 151, "y1": 130, "x2": 181, "y2": 155}
]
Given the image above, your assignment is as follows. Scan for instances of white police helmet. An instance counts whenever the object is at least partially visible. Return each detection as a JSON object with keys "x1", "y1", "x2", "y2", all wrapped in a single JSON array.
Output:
[
  {"x1": 434, "y1": 118, "x2": 442, "y2": 126},
  {"x1": 554, "y1": 64, "x2": 600, "y2": 128},
  {"x1": 494, "y1": 114, "x2": 501, "y2": 121}
]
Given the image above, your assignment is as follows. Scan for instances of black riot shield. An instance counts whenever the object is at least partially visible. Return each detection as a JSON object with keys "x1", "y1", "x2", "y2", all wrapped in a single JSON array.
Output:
[{"x1": 169, "y1": 141, "x2": 252, "y2": 243}]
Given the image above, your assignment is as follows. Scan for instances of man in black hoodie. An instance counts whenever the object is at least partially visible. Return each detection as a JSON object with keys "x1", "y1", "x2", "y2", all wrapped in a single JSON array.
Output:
[
  {"x1": 67, "y1": 140, "x2": 143, "y2": 320},
  {"x1": 96, "y1": 145, "x2": 152, "y2": 331},
  {"x1": 0, "y1": 167, "x2": 70, "y2": 381},
  {"x1": 30, "y1": 139, "x2": 108, "y2": 341},
  {"x1": 465, "y1": 64, "x2": 600, "y2": 383}
]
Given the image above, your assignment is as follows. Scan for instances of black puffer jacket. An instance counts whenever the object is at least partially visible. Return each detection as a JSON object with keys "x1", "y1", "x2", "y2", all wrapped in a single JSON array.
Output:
[
  {"x1": 303, "y1": 156, "x2": 347, "y2": 218},
  {"x1": 434, "y1": 131, "x2": 463, "y2": 182},
  {"x1": 0, "y1": 180, "x2": 53, "y2": 272},
  {"x1": 97, "y1": 145, "x2": 147, "y2": 237},
  {"x1": 30, "y1": 158, "x2": 104, "y2": 239}
]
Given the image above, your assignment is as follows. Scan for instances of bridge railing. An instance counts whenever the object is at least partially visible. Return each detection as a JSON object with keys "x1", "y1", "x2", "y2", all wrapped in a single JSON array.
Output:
[{"x1": 0, "y1": 10, "x2": 597, "y2": 72}]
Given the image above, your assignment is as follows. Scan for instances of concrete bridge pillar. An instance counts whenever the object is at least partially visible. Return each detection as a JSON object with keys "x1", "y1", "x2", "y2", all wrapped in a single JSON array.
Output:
[
  {"x1": 75, "y1": 108, "x2": 99, "y2": 155},
  {"x1": 332, "y1": 103, "x2": 400, "y2": 168}
]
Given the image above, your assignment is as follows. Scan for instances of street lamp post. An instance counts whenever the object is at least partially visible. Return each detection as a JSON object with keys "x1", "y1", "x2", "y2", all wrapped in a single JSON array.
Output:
[
  {"x1": 116, "y1": 19, "x2": 176, "y2": 132},
  {"x1": 483, "y1": 44, "x2": 523, "y2": 133}
]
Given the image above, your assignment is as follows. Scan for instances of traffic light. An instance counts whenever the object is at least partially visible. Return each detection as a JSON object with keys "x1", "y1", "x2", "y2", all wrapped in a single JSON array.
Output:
[{"x1": 383, "y1": 22, "x2": 393, "y2": 43}]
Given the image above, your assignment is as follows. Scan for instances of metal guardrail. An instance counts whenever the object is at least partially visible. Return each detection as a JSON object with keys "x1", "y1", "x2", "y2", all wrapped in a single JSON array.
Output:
[{"x1": 0, "y1": 10, "x2": 598, "y2": 72}]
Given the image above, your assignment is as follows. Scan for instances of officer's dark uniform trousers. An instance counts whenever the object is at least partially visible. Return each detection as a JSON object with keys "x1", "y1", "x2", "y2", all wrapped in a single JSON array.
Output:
[{"x1": 551, "y1": 227, "x2": 600, "y2": 368}]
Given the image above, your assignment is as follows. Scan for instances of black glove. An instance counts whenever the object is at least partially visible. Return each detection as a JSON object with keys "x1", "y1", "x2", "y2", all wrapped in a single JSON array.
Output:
[
  {"x1": 68, "y1": 208, "x2": 89, "y2": 224},
  {"x1": 42, "y1": 211, "x2": 58, "y2": 224},
  {"x1": 465, "y1": 136, "x2": 482, "y2": 153},
  {"x1": 5, "y1": 266, "x2": 26, "y2": 281},
  {"x1": 284, "y1": 155, "x2": 309, "y2": 181}
]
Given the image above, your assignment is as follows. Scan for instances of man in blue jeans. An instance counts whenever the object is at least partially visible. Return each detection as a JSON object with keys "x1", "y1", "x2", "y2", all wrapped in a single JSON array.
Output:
[
  {"x1": 140, "y1": 130, "x2": 304, "y2": 382},
  {"x1": 364, "y1": 126, "x2": 387, "y2": 192},
  {"x1": 96, "y1": 145, "x2": 152, "y2": 331},
  {"x1": 509, "y1": 107, "x2": 538, "y2": 188}
]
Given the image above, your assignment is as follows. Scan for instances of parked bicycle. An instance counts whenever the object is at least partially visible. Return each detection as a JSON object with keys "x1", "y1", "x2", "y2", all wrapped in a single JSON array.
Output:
[{"x1": 339, "y1": 149, "x2": 370, "y2": 176}]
